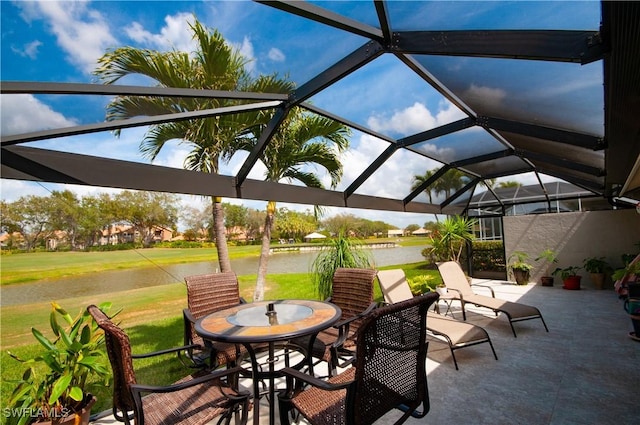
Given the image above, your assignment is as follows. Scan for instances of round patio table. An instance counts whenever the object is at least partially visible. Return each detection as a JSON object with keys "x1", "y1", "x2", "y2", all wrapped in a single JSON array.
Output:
[{"x1": 195, "y1": 299, "x2": 341, "y2": 425}]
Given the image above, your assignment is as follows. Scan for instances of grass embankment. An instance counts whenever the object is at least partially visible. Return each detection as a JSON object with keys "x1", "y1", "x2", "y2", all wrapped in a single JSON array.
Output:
[
  {"x1": 0, "y1": 237, "x2": 430, "y2": 286},
  {"x1": 0, "y1": 246, "x2": 261, "y2": 285},
  {"x1": 0, "y1": 243, "x2": 435, "y2": 417}
]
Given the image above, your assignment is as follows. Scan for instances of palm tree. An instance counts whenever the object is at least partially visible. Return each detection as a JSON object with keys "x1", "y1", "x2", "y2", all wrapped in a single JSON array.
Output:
[
  {"x1": 235, "y1": 107, "x2": 350, "y2": 301},
  {"x1": 434, "y1": 168, "x2": 468, "y2": 199},
  {"x1": 411, "y1": 170, "x2": 436, "y2": 204},
  {"x1": 498, "y1": 180, "x2": 522, "y2": 188},
  {"x1": 94, "y1": 19, "x2": 291, "y2": 272}
]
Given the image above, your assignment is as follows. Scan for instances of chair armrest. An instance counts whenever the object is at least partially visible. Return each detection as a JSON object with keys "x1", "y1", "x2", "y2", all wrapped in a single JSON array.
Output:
[
  {"x1": 331, "y1": 301, "x2": 377, "y2": 348},
  {"x1": 183, "y1": 308, "x2": 197, "y2": 324},
  {"x1": 279, "y1": 367, "x2": 353, "y2": 392},
  {"x1": 444, "y1": 287, "x2": 464, "y2": 300},
  {"x1": 132, "y1": 344, "x2": 201, "y2": 359},
  {"x1": 131, "y1": 366, "x2": 250, "y2": 398},
  {"x1": 333, "y1": 301, "x2": 377, "y2": 328},
  {"x1": 471, "y1": 283, "x2": 496, "y2": 297}
]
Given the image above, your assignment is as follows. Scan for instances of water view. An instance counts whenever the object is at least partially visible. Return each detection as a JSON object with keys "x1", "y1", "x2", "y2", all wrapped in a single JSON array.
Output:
[{"x1": 1, "y1": 246, "x2": 426, "y2": 306}]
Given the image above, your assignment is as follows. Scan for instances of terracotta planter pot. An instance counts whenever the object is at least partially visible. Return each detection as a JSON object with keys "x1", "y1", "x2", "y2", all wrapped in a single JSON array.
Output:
[
  {"x1": 563, "y1": 276, "x2": 581, "y2": 290},
  {"x1": 513, "y1": 269, "x2": 530, "y2": 285},
  {"x1": 590, "y1": 272, "x2": 606, "y2": 290},
  {"x1": 37, "y1": 395, "x2": 96, "y2": 425}
]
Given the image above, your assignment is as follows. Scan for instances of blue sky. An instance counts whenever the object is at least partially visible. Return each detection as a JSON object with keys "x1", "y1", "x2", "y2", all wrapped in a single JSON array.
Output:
[{"x1": 0, "y1": 1, "x2": 602, "y2": 229}]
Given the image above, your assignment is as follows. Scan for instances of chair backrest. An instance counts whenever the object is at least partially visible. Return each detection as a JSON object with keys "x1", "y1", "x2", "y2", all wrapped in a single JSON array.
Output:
[
  {"x1": 87, "y1": 305, "x2": 137, "y2": 417},
  {"x1": 437, "y1": 261, "x2": 474, "y2": 297},
  {"x1": 330, "y1": 268, "x2": 377, "y2": 320},
  {"x1": 377, "y1": 269, "x2": 413, "y2": 304},
  {"x1": 351, "y1": 292, "x2": 439, "y2": 424},
  {"x1": 185, "y1": 272, "x2": 241, "y2": 320}
]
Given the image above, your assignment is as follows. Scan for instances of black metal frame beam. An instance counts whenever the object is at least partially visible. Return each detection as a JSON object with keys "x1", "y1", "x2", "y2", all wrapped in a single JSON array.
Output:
[
  {"x1": 518, "y1": 149, "x2": 605, "y2": 177},
  {"x1": 0, "y1": 81, "x2": 289, "y2": 101},
  {"x1": 291, "y1": 41, "x2": 385, "y2": 103},
  {"x1": 441, "y1": 178, "x2": 480, "y2": 209},
  {"x1": 392, "y1": 30, "x2": 605, "y2": 64},
  {"x1": 1, "y1": 145, "x2": 447, "y2": 214},
  {"x1": 403, "y1": 165, "x2": 451, "y2": 205},
  {"x1": 236, "y1": 107, "x2": 290, "y2": 186},
  {"x1": 301, "y1": 103, "x2": 396, "y2": 144},
  {"x1": 395, "y1": 54, "x2": 477, "y2": 118},
  {"x1": 479, "y1": 116, "x2": 605, "y2": 150},
  {"x1": 0, "y1": 101, "x2": 282, "y2": 146},
  {"x1": 374, "y1": 0, "x2": 392, "y2": 42},
  {"x1": 344, "y1": 144, "x2": 396, "y2": 198},
  {"x1": 397, "y1": 118, "x2": 476, "y2": 148},
  {"x1": 255, "y1": 0, "x2": 383, "y2": 41}
]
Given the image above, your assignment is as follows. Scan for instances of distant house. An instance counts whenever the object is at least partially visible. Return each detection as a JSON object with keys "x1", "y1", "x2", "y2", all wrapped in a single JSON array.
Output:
[
  {"x1": 411, "y1": 228, "x2": 430, "y2": 236},
  {"x1": 99, "y1": 224, "x2": 172, "y2": 245},
  {"x1": 388, "y1": 229, "x2": 404, "y2": 237}
]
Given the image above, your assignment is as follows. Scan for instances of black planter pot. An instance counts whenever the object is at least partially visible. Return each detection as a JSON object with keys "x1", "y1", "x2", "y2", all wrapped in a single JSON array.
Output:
[{"x1": 541, "y1": 276, "x2": 554, "y2": 287}]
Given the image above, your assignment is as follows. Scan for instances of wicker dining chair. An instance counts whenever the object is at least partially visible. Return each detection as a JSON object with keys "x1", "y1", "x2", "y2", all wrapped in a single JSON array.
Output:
[
  {"x1": 87, "y1": 304, "x2": 250, "y2": 425},
  {"x1": 299, "y1": 268, "x2": 378, "y2": 377},
  {"x1": 278, "y1": 292, "x2": 439, "y2": 425},
  {"x1": 182, "y1": 272, "x2": 247, "y2": 369}
]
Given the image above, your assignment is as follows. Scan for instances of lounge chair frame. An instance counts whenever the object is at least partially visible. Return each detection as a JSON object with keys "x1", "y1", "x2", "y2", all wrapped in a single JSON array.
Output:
[
  {"x1": 377, "y1": 269, "x2": 498, "y2": 370},
  {"x1": 437, "y1": 261, "x2": 549, "y2": 337}
]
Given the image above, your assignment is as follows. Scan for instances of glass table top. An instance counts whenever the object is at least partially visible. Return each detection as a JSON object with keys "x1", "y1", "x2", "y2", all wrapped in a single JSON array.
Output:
[{"x1": 227, "y1": 303, "x2": 313, "y2": 327}]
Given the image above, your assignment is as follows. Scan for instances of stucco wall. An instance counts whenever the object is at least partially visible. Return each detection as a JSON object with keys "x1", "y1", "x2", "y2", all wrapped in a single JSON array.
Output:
[{"x1": 503, "y1": 209, "x2": 640, "y2": 288}]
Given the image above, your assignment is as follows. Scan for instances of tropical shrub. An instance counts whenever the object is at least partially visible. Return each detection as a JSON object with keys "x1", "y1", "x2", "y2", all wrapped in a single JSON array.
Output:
[{"x1": 310, "y1": 233, "x2": 372, "y2": 299}]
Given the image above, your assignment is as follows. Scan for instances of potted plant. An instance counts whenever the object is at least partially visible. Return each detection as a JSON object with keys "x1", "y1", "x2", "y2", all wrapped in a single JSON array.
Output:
[
  {"x1": 508, "y1": 251, "x2": 533, "y2": 285},
  {"x1": 552, "y1": 266, "x2": 583, "y2": 290},
  {"x1": 535, "y1": 249, "x2": 558, "y2": 287},
  {"x1": 583, "y1": 256, "x2": 613, "y2": 290},
  {"x1": 6, "y1": 302, "x2": 111, "y2": 425}
]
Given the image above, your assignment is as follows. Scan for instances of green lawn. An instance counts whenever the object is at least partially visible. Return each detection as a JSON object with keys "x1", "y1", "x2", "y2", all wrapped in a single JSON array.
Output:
[{"x1": 0, "y1": 246, "x2": 437, "y2": 418}]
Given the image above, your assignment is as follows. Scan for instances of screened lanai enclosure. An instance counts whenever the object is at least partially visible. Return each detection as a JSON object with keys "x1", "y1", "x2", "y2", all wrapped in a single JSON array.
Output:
[{"x1": 2, "y1": 1, "x2": 639, "y2": 217}]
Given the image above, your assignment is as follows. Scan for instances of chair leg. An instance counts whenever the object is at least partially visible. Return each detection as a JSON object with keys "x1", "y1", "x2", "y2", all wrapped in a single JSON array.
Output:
[
  {"x1": 540, "y1": 315, "x2": 549, "y2": 332},
  {"x1": 488, "y1": 338, "x2": 498, "y2": 360},
  {"x1": 449, "y1": 347, "x2": 459, "y2": 370},
  {"x1": 277, "y1": 392, "x2": 294, "y2": 425}
]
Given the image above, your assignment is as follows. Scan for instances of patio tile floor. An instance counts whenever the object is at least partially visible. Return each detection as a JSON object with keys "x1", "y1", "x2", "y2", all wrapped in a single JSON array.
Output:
[{"x1": 90, "y1": 279, "x2": 639, "y2": 425}]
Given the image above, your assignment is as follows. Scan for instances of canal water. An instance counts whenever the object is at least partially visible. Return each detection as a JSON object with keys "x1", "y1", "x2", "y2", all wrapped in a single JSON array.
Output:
[{"x1": 1, "y1": 246, "x2": 426, "y2": 306}]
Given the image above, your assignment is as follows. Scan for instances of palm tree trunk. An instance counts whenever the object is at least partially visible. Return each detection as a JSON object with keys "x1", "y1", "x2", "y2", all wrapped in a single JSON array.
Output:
[
  {"x1": 254, "y1": 201, "x2": 275, "y2": 301},
  {"x1": 212, "y1": 197, "x2": 232, "y2": 272}
]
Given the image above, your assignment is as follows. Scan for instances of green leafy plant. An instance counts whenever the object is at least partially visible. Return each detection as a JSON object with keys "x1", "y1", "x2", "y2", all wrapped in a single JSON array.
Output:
[
  {"x1": 406, "y1": 275, "x2": 435, "y2": 295},
  {"x1": 6, "y1": 302, "x2": 112, "y2": 425},
  {"x1": 552, "y1": 266, "x2": 582, "y2": 280},
  {"x1": 508, "y1": 251, "x2": 533, "y2": 285},
  {"x1": 535, "y1": 249, "x2": 558, "y2": 275},
  {"x1": 427, "y1": 216, "x2": 477, "y2": 263},
  {"x1": 612, "y1": 259, "x2": 640, "y2": 281},
  {"x1": 582, "y1": 257, "x2": 613, "y2": 274},
  {"x1": 311, "y1": 233, "x2": 372, "y2": 299},
  {"x1": 508, "y1": 251, "x2": 533, "y2": 272}
]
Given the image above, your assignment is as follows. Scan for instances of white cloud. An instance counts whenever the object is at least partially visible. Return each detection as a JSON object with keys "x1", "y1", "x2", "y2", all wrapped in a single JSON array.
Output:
[
  {"x1": 27, "y1": 1, "x2": 118, "y2": 74},
  {"x1": 236, "y1": 36, "x2": 256, "y2": 73},
  {"x1": 0, "y1": 94, "x2": 78, "y2": 135},
  {"x1": 268, "y1": 48, "x2": 285, "y2": 62},
  {"x1": 11, "y1": 40, "x2": 43, "y2": 59},
  {"x1": 462, "y1": 84, "x2": 506, "y2": 110},
  {"x1": 125, "y1": 13, "x2": 196, "y2": 52},
  {"x1": 367, "y1": 100, "x2": 465, "y2": 136}
]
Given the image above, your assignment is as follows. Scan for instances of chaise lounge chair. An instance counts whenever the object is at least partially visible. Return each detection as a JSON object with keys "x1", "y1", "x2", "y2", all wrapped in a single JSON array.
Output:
[
  {"x1": 437, "y1": 261, "x2": 549, "y2": 337},
  {"x1": 377, "y1": 269, "x2": 498, "y2": 370}
]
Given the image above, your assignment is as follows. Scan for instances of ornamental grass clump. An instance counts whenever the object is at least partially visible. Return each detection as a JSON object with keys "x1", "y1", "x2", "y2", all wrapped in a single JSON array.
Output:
[{"x1": 311, "y1": 233, "x2": 372, "y2": 299}]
